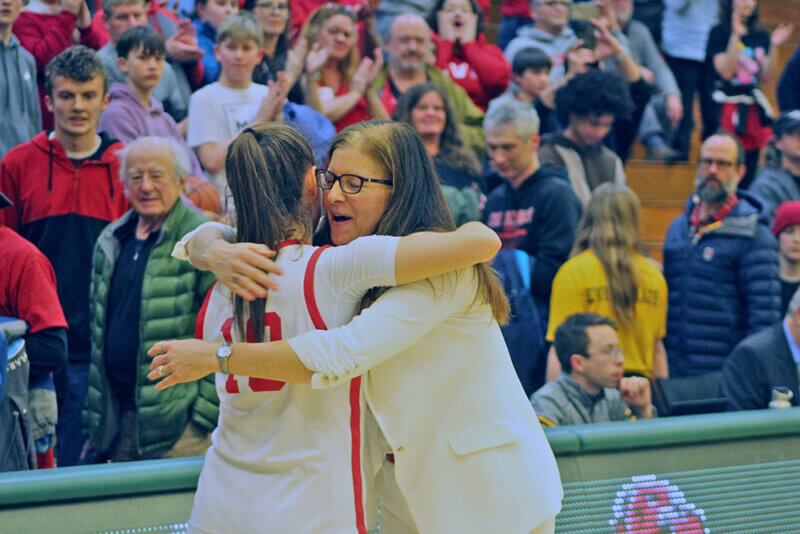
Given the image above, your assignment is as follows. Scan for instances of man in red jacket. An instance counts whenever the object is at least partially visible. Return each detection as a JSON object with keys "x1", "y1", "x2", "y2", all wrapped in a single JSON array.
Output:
[
  {"x1": 0, "y1": 45, "x2": 129, "y2": 467},
  {"x1": 0, "y1": 191, "x2": 68, "y2": 469}
]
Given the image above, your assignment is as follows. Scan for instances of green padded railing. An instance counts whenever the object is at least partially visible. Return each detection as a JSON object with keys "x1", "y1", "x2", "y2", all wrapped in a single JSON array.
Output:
[{"x1": 1, "y1": 408, "x2": 799, "y2": 533}]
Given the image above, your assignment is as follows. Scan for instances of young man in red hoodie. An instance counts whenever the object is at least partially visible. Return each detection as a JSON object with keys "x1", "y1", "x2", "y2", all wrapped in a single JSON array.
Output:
[{"x1": 0, "y1": 45, "x2": 129, "y2": 467}]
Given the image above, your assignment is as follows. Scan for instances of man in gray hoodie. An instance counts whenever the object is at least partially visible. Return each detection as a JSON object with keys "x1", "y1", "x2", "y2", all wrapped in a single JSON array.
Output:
[
  {"x1": 0, "y1": 0, "x2": 41, "y2": 160},
  {"x1": 504, "y1": 0, "x2": 578, "y2": 82}
]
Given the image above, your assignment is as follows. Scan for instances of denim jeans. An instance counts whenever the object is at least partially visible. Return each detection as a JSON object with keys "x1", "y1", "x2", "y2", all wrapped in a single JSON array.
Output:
[{"x1": 54, "y1": 359, "x2": 90, "y2": 467}]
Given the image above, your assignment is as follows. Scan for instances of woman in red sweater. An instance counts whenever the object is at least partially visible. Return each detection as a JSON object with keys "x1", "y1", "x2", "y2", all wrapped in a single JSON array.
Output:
[
  {"x1": 12, "y1": 0, "x2": 105, "y2": 129},
  {"x1": 428, "y1": 0, "x2": 510, "y2": 111},
  {"x1": 302, "y1": 4, "x2": 388, "y2": 131}
]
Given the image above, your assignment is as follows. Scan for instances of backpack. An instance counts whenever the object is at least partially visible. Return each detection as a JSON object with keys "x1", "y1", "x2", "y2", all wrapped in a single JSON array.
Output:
[
  {"x1": 0, "y1": 318, "x2": 35, "y2": 472},
  {"x1": 493, "y1": 250, "x2": 547, "y2": 396}
]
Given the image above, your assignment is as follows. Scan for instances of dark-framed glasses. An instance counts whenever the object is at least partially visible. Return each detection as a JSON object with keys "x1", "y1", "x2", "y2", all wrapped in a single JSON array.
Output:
[{"x1": 315, "y1": 169, "x2": 393, "y2": 194}]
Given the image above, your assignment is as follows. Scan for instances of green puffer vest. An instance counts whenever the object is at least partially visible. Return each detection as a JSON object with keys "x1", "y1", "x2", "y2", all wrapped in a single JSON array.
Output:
[{"x1": 83, "y1": 200, "x2": 217, "y2": 457}]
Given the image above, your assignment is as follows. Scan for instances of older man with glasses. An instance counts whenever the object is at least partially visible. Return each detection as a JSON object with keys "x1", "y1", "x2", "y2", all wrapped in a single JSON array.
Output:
[
  {"x1": 531, "y1": 312, "x2": 655, "y2": 426},
  {"x1": 662, "y1": 132, "x2": 781, "y2": 379}
]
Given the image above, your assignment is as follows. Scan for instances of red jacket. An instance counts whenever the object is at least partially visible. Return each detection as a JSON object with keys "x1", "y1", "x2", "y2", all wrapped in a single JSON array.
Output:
[
  {"x1": 0, "y1": 132, "x2": 129, "y2": 357},
  {"x1": 501, "y1": 0, "x2": 533, "y2": 18},
  {"x1": 0, "y1": 227, "x2": 67, "y2": 335},
  {"x1": 12, "y1": 11, "x2": 106, "y2": 130},
  {"x1": 435, "y1": 33, "x2": 510, "y2": 111}
]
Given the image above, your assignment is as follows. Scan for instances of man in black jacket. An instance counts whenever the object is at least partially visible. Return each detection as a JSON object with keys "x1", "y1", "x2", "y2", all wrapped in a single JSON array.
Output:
[
  {"x1": 482, "y1": 98, "x2": 582, "y2": 393},
  {"x1": 720, "y1": 286, "x2": 800, "y2": 411},
  {"x1": 483, "y1": 98, "x2": 582, "y2": 308}
]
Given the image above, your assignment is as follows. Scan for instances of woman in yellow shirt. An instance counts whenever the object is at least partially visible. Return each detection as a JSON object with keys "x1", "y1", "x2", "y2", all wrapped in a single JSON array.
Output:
[{"x1": 545, "y1": 184, "x2": 669, "y2": 380}]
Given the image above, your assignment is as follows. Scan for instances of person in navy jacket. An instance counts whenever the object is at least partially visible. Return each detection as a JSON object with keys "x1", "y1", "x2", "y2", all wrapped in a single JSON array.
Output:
[{"x1": 663, "y1": 132, "x2": 781, "y2": 377}]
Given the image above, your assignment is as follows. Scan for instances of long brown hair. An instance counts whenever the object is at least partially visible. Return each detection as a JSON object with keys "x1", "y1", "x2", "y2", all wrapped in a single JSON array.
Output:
[
  {"x1": 299, "y1": 5, "x2": 359, "y2": 79},
  {"x1": 571, "y1": 183, "x2": 642, "y2": 326},
  {"x1": 392, "y1": 82, "x2": 481, "y2": 178},
  {"x1": 320, "y1": 120, "x2": 509, "y2": 323},
  {"x1": 225, "y1": 123, "x2": 315, "y2": 342}
]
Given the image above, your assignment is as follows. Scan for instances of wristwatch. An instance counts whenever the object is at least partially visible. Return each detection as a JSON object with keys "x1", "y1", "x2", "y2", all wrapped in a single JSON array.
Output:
[{"x1": 216, "y1": 341, "x2": 233, "y2": 374}]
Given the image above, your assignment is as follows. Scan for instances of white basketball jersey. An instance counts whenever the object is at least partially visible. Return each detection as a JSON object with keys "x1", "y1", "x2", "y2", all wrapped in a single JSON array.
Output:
[{"x1": 189, "y1": 237, "x2": 398, "y2": 534}]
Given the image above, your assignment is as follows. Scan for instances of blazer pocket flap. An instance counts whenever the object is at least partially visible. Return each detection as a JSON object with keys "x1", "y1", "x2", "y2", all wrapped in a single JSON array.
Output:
[{"x1": 447, "y1": 419, "x2": 521, "y2": 456}]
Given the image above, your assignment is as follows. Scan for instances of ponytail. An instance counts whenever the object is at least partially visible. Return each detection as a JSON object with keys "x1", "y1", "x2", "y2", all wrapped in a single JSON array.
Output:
[{"x1": 226, "y1": 124, "x2": 315, "y2": 342}]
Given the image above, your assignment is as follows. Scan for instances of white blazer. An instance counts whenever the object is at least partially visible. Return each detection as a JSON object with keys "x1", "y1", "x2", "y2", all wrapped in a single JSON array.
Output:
[{"x1": 289, "y1": 269, "x2": 564, "y2": 533}]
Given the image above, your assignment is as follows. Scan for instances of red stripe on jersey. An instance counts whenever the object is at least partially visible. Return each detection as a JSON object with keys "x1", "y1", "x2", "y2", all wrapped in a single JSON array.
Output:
[
  {"x1": 278, "y1": 239, "x2": 309, "y2": 249},
  {"x1": 303, "y1": 245, "x2": 331, "y2": 330},
  {"x1": 196, "y1": 281, "x2": 217, "y2": 339},
  {"x1": 303, "y1": 245, "x2": 367, "y2": 534},
  {"x1": 349, "y1": 377, "x2": 367, "y2": 534}
]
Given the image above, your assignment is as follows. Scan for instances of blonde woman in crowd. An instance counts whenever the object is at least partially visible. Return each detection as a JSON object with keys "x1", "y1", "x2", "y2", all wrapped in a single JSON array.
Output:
[{"x1": 545, "y1": 183, "x2": 669, "y2": 381}]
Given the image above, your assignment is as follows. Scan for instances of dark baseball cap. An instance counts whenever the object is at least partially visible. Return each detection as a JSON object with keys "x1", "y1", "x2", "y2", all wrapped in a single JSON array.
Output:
[
  {"x1": 0, "y1": 191, "x2": 11, "y2": 209},
  {"x1": 773, "y1": 110, "x2": 800, "y2": 137}
]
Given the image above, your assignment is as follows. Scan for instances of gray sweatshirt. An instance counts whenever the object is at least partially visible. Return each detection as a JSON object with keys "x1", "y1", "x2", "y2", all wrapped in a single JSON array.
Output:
[
  {"x1": 624, "y1": 19, "x2": 680, "y2": 96},
  {"x1": 749, "y1": 166, "x2": 800, "y2": 225},
  {"x1": 504, "y1": 24, "x2": 578, "y2": 82},
  {"x1": 0, "y1": 35, "x2": 41, "y2": 160},
  {"x1": 662, "y1": 0, "x2": 718, "y2": 62}
]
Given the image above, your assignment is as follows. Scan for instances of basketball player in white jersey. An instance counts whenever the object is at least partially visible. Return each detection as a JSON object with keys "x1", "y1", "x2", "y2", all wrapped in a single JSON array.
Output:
[
  {"x1": 152, "y1": 121, "x2": 562, "y2": 534},
  {"x1": 165, "y1": 124, "x2": 501, "y2": 534}
]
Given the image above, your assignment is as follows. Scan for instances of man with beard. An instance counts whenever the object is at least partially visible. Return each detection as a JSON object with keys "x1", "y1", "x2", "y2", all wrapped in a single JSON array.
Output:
[
  {"x1": 371, "y1": 14, "x2": 485, "y2": 155},
  {"x1": 662, "y1": 132, "x2": 781, "y2": 378}
]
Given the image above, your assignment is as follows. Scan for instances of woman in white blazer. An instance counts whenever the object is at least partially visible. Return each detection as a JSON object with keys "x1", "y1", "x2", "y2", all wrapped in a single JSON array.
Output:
[{"x1": 150, "y1": 121, "x2": 563, "y2": 533}]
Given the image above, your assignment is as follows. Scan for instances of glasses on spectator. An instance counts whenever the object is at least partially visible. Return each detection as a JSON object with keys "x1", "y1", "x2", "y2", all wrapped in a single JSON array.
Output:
[
  {"x1": 698, "y1": 158, "x2": 737, "y2": 170},
  {"x1": 584, "y1": 346, "x2": 625, "y2": 359},
  {"x1": 254, "y1": 2, "x2": 289, "y2": 12},
  {"x1": 539, "y1": 0, "x2": 571, "y2": 7},
  {"x1": 315, "y1": 169, "x2": 393, "y2": 194},
  {"x1": 128, "y1": 173, "x2": 166, "y2": 185}
]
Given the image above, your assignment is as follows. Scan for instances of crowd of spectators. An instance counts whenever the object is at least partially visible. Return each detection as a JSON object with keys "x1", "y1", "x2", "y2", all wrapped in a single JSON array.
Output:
[{"x1": 1, "y1": 0, "x2": 800, "y2": 474}]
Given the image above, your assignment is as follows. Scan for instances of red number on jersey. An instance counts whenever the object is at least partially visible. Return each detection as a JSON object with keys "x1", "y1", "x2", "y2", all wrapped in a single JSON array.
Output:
[
  {"x1": 220, "y1": 314, "x2": 286, "y2": 393},
  {"x1": 246, "y1": 313, "x2": 284, "y2": 392}
]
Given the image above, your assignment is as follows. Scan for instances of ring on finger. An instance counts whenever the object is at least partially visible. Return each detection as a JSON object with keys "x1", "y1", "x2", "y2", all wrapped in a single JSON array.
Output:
[{"x1": 158, "y1": 365, "x2": 169, "y2": 377}]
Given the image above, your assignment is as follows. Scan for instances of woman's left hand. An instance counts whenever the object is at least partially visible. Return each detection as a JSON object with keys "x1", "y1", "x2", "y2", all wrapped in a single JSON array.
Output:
[
  {"x1": 148, "y1": 340, "x2": 219, "y2": 390},
  {"x1": 772, "y1": 23, "x2": 795, "y2": 48}
]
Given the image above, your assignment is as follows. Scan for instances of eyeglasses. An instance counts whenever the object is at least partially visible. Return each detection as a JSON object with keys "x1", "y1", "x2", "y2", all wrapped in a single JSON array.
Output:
[
  {"x1": 315, "y1": 169, "x2": 393, "y2": 194},
  {"x1": 698, "y1": 158, "x2": 737, "y2": 170},
  {"x1": 584, "y1": 346, "x2": 625, "y2": 359},
  {"x1": 254, "y1": 2, "x2": 289, "y2": 12}
]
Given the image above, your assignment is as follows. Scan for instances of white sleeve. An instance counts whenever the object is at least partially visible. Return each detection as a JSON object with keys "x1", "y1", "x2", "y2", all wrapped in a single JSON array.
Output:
[
  {"x1": 186, "y1": 89, "x2": 226, "y2": 148},
  {"x1": 289, "y1": 272, "x2": 470, "y2": 388},
  {"x1": 314, "y1": 235, "x2": 400, "y2": 303},
  {"x1": 318, "y1": 86, "x2": 335, "y2": 101},
  {"x1": 172, "y1": 222, "x2": 237, "y2": 261}
]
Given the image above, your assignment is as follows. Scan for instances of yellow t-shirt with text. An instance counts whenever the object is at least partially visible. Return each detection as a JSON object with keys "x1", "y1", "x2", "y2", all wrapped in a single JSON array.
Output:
[{"x1": 546, "y1": 250, "x2": 668, "y2": 377}]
